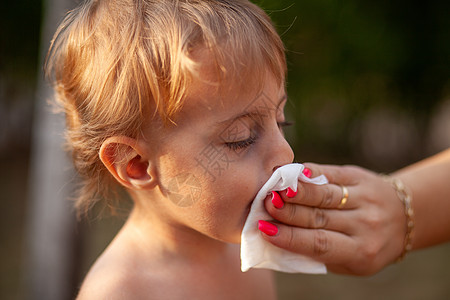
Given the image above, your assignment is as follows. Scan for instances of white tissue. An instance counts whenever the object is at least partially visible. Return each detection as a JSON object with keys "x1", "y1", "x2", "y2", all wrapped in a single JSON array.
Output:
[{"x1": 240, "y1": 163, "x2": 328, "y2": 274}]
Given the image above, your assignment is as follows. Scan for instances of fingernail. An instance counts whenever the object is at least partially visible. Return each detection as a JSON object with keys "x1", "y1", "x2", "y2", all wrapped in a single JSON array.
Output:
[
  {"x1": 258, "y1": 220, "x2": 278, "y2": 236},
  {"x1": 303, "y1": 168, "x2": 312, "y2": 178},
  {"x1": 271, "y1": 191, "x2": 284, "y2": 209},
  {"x1": 286, "y1": 187, "x2": 297, "y2": 198}
]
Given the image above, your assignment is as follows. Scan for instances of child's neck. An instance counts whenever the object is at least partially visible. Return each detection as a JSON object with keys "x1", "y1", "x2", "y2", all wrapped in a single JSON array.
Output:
[
  {"x1": 122, "y1": 206, "x2": 234, "y2": 264},
  {"x1": 90, "y1": 207, "x2": 276, "y2": 300}
]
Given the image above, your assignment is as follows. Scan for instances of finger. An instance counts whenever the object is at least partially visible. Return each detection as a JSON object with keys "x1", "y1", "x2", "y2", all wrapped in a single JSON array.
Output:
[
  {"x1": 277, "y1": 183, "x2": 358, "y2": 210},
  {"x1": 265, "y1": 195, "x2": 356, "y2": 233},
  {"x1": 260, "y1": 222, "x2": 357, "y2": 265},
  {"x1": 303, "y1": 162, "x2": 362, "y2": 186}
]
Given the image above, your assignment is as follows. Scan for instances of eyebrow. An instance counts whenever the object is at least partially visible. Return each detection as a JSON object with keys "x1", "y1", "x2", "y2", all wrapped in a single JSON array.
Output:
[{"x1": 215, "y1": 94, "x2": 287, "y2": 126}]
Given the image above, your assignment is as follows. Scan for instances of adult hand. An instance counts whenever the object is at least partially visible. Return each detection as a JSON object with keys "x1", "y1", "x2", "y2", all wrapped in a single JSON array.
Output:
[{"x1": 262, "y1": 163, "x2": 407, "y2": 275}]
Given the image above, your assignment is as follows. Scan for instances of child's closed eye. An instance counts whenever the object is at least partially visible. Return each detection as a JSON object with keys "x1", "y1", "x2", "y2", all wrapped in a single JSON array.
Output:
[{"x1": 224, "y1": 135, "x2": 257, "y2": 151}]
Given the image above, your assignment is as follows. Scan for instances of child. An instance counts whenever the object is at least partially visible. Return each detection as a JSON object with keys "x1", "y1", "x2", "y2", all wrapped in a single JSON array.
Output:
[{"x1": 46, "y1": 0, "x2": 294, "y2": 298}]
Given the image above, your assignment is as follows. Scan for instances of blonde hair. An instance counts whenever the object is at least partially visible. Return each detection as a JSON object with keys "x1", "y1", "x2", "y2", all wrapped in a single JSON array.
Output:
[{"x1": 45, "y1": 0, "x2": 286, "y2": 215}]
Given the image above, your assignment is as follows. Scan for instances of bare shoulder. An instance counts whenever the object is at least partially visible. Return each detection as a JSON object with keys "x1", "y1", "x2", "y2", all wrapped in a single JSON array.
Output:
[
  {"x1": 75, "y1": 236, "x2": 160, "y2": 300},
  {"x1": 76, "y1": 253, "x2": 194, "y2": 300},
  {"x1": 76, "y1": 255, "x2": 148, "y2": 300}
]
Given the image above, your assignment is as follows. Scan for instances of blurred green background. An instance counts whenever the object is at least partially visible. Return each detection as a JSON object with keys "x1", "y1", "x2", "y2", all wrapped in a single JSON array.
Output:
[{"x1": 1, "y1": 0, "x2": 449, "y2": 299}]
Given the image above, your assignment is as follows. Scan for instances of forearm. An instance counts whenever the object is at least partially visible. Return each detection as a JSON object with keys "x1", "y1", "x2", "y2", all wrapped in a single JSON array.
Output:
[{"x1": 393, "y1": 149, "x2": 450, "y2": 250}]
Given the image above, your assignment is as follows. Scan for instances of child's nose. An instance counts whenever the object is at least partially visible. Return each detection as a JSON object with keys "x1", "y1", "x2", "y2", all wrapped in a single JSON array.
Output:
[{"x1": 267, "y1": 129, "x2": 294, "y2": 173}]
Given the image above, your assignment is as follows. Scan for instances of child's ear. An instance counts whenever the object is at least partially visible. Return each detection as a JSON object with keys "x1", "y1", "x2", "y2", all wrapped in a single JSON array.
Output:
[{"x1": 99, "y1": 136, "x2": 156, "y2": 190}]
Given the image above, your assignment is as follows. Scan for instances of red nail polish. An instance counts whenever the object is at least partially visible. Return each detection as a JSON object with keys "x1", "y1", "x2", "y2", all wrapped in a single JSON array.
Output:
[
  {"x1": 258, "y1": 220, "x2": 278, "y2": 236},
  {"x1": 286, "y1": 187, "x2": 297, "y2": 198},
  {"x1": 303, "y1": 168, "x2": 312, "y2": 178},
  {"x1": 271, "y1": 191, "x2": 284, "y2": 209}
]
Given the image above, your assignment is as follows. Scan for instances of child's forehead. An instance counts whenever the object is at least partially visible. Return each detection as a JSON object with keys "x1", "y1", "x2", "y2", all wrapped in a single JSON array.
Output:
[{"x1": 178, "y1": 64, "x2": 285, "y2": 125}]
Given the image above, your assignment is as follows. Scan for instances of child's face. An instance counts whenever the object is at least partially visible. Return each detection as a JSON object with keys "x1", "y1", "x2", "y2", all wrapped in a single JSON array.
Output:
[{"x1": 145, "y1": 62, "x2": 294, "y2": 244}]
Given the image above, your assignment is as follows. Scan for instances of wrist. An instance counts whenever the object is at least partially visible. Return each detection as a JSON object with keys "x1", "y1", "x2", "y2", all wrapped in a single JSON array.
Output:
[{"x1": 381, "y1": 174, "x2": 414, "y2": 262}]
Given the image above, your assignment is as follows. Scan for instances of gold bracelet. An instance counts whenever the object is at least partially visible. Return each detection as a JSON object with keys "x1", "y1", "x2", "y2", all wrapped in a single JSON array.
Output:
[{"x1": 381, "y1": 175, "x2": 414, "y2": 262}]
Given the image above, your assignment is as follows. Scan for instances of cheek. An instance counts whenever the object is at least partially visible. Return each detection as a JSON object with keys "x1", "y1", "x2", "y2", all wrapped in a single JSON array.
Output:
[
  {"x1": 204, "y1": 166, "x2": 261, "y2": 224},
  {"x1": 171, "y1": 171, "x2": 257, "y2": 243}
]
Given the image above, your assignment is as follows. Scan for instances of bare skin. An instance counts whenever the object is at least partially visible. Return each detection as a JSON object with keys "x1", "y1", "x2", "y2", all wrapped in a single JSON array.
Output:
[
  {"x1": 77, "y1": 209, "x2": 275, "y2": 300},
  {"x1": 261, "y1": 149, "x2": 450, "y2": 275}
]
